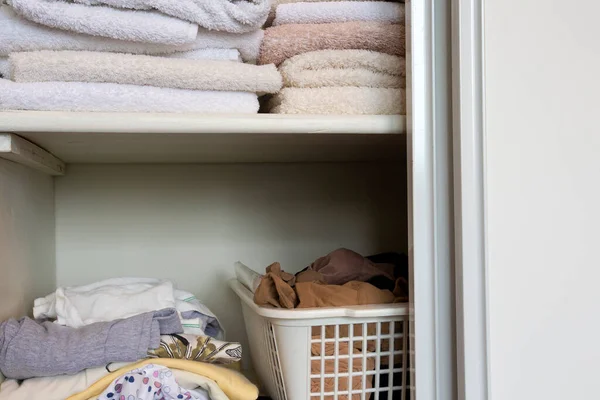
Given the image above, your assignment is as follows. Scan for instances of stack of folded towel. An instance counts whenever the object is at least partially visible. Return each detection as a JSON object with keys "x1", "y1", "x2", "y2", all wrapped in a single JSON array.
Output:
[
  {"x1": 0, "y1": 278, "x2": 258, "y2": 400},
  {"x1": 0, "y1": 0, "x2": 282, "y2": 113},
  {"x1": 260, "y1": 0, "x2": 406, "y2": 115}
]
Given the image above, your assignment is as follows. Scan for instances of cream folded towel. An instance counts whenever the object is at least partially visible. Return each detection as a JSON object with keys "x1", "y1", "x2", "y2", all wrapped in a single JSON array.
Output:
[
  {"x1": 8, "y1": 0, "x2": 198, "y2": 45},
  {"x1": 273, "y1": 1, "x2": 404, "y2": 26},
  {"x1": 0, "y1": 7, "x2": 263, "y2": 62},
  {"x1": 267, "y1": 87, "x2": 405, "y2": 115},
  {"x1": 279, "y1": 50, "x2": 405, "y2": 89},
  {"x1": 163, "y1": 49, "x2": 241, "y2": 62},
  {"x1": 9, "y1": 51, "x2": 282, "y2": 93},
  {"x1": 0, "y1": 79, "x2": 260, "y2": 113},
  {"x1": 259, "y1": 22, "x2": 405, "y2": 66},
  {"x1": 68, "y1": 0, "x2": 271, "y2": 34}
]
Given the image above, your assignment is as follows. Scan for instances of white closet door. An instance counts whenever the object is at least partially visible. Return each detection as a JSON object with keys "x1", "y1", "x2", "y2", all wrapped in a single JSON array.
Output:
[{"x1": 455, "y1": 0, "x2": 600, "y2": 399}]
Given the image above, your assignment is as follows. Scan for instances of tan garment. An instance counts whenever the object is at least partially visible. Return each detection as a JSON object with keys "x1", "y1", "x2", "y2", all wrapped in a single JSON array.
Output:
[
  {"x1": 296, "y1": 281, "x2": 396, "y2": 308},
  {"x1": 311, "y1": 339, "x2": 376, "y2": 400},
  {"x1": 259, "y1": 22, "x2": 405, "y2": 66},
  {"x1": 253, "y1": 262, "x2": 298, "y2": 308}
]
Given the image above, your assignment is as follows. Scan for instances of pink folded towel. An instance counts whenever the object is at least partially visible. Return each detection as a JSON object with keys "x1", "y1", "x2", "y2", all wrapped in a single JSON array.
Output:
[{"x1": 258, "y1": 22, "x2": 404, "y2": 66}]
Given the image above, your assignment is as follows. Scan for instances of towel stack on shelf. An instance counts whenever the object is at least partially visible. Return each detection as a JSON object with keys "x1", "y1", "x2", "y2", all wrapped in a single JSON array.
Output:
[
  {"x1": 0, "y1": 0, "x2": 282, "y2": 113},
  {"x1": 260, "y1": 0, "x2": 406, "y2": 114}
]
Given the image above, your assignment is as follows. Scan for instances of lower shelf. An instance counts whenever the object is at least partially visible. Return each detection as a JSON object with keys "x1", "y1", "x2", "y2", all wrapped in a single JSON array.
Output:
[{"x1": 0, "y1": 112, "x2": 406, "y2": 165}]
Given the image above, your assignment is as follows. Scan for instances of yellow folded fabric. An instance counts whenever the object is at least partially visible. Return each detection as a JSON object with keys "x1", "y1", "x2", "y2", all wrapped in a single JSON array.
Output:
[{"x1": 67, "y1": 359, "x2": 258, "y2": 400}]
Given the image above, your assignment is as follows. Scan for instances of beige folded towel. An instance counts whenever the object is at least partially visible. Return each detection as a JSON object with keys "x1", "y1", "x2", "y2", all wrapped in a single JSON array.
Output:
[
  {"x1": 279, "y1": 50, "x2": 405, "y2": 89},
  {"x1": 259, "y1": 22, "x2": 404, "y2": 66},
  {"x1": 268, "y1": 0, "x2": 404, "y2": 23},
  {"x1": 10, "y1": 51, "x2": 282, "y2": 94},
  {"x1": 267, "y1": 87, "x2": 405, "y2": 115}
]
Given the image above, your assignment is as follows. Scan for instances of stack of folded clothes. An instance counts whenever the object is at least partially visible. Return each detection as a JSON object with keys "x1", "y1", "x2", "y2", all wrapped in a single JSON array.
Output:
[
  {"x1": 0, "y1": 278, "x2": 258, "y2": 400},
  {"x1": 0, "y1": 0, "x2": 282, "y2": 113},
  {"x1": 260, "y1": 0, "x2": 406, "y2": 114}
]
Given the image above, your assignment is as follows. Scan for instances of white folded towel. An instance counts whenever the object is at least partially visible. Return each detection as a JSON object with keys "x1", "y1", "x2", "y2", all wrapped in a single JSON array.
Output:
[
  {"x1": 10, "y1": 51, "x2": 282, "y2": 93},
  {"x1": 279, "y1": 50, "x2": 405, "y2": 89},
  {"x1": 163, "y1": 49, "x2": 242, "y2": 62},
  {"x1": 69, "y1": 0, "x2": 271, "y2": 33},
  {"x1": 8, "y1": 0, "x2": 198, "y2": 45},
  {"x1": 267, "y1": 87, "x2": 406, "y2": 115},
  {"x1": 0, "y1": 79, "x2": 260, "y2": 113},
  {"x1": 0, "y1": 7, "x2": 263, "y2": 62},
  {"x1": 273, "y1": 1, "x2": 404, "y2": 25}
]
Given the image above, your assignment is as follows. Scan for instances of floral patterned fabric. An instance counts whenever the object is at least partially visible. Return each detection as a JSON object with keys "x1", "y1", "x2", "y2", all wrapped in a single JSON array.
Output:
[
  {"x1": 96, "y1": 364, "x2": 208, "y2": 400},
  {"x1": 148, "y1": 334, "x2": 242, "y2": 365}
]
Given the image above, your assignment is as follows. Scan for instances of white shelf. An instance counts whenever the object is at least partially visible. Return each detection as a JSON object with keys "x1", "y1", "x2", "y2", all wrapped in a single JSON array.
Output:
[{"x1": 0, "y1": 112, "x2": 406, "y2": 164}]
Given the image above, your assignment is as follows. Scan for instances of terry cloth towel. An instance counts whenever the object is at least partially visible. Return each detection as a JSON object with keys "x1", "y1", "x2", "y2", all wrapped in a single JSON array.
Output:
[
  {"x1": 0, "y1": 363, "x2": 229, "y2": 400},
  {"x1": 34, "y1": 278, "x2": 226, "y2": 339},
  {"x1": 67, "y1": 359, "x2": 259, "y2": 400},
  {"x1": 162, "y1": 48, "x2": 242, "y2": 62},
  {"x1": 69, "y1": 0, "x2": 270, "y2": 34},
  {"x1": 267, "y1": 87, "x2": 406, "y2": 115},
  {"x1": 148, "y1": 334, "x2": 242, "y2": 365},
  {"x1": 273, "y1": 1, "x2": 404, "y2": 26},
  {"x1": 0, "y1": 58, "x2": 7, "y2": 78},
  {"x1": 0, "y1": 7, "x2": 263, "y2": 62},
  {"x1": 0, "y1": 80, "x2": 260, "y2": 113},
  {"x1": 279, "y1": 50, "x2": 405, "y2": 89},
  {"x1": 259, "y1": 22, "x2": 405, "y2": 66},
  {"x1": 8, "y1": 0, "x2": 198, "y2": 45},
  {"x1": 0, "y1": 309, "x2": 182, "y2": 380},
  {"x1": 97, "y1": 365, "x2": 209, "y2": 400},
  {"x1": 10, "y1": 51, "x2": 282, "y2": 94}
]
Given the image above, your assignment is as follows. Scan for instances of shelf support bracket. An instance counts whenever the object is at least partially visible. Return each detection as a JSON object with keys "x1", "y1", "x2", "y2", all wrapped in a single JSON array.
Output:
[{"x1": 0, "y1": 133, "x2": 66, "y2": 176}]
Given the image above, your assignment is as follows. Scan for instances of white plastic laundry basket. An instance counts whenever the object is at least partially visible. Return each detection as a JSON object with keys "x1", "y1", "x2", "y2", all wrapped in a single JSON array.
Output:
[{"x1": 230, "y1": 279, "x2": 410, "y2": 400}]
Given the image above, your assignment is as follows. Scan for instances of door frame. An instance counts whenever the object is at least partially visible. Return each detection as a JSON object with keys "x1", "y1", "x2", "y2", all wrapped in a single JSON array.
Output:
[
  {"x1": 451, "y1": 0, "x2": 491, "y2": 398},
  {"x1": 407, "y1": 0, "x2": 457, "y2": 399}
]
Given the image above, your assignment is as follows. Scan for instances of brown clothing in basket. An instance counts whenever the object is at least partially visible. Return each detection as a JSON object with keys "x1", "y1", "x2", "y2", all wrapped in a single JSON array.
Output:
[
  {"x1": 311, "y1": 338, "x2": 377, "y2": 400},
  {"x1": 253, "y1": 262, "x2": 298, "y2": 308},
  {"x1": 301, "y1": 248, "x2": 396, "y2": 286}
]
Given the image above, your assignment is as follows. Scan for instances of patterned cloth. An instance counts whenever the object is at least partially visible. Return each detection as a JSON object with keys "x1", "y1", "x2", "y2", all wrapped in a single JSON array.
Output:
[
  {"x1": 96, "y1": 365, "x2": 208, "y2": 400},
  {"x1": 148, "y1": 334, "x2": 242, "y2": 365}
]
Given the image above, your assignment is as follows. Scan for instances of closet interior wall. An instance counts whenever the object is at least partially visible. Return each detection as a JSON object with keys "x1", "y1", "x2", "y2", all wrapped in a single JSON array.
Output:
[
  {"x1": 0, "y1": 158, "x2": 56, "y2": 321},
  {"x1": 0, "y1": 159, "x2": 408, "y2": 369}
]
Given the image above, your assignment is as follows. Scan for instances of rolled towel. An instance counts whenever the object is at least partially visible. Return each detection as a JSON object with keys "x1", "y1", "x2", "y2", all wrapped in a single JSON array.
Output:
[
  {"x1": 9, "y1": 51, "x2": 282, "y2": 93},
  {"x1": 163, "y1": 48, "x2": 242, "y2": 62},
  {"x1": 259, "y1": 22, "x2": 405, "y2": 66},
  {"x1": 273, "y1": 1, "x2": 405, "y2": 26},
  {"x1": 8, "y1": 0, "x2": 198, "y2": 45},
  {"x1": 69, "y1": 0, "x2": 271, "y2": 34},
  {"x1": 0, "y1": 80, "x2": 260, "y2": 113},
  {"x1": 279, "y1": 50, "x2": 405, "y2": 89},
  {"x1": 0, "y1": 6, "x2": 263, "y2": 62},
  {"x1": 267, "y1": 87, "x2": 406, "y2": 115}
]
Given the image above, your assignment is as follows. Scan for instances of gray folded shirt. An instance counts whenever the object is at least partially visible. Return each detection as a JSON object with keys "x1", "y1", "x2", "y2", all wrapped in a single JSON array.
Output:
[{"x1": 0, "y1": 308, "x2": 182, "y2": 379}]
